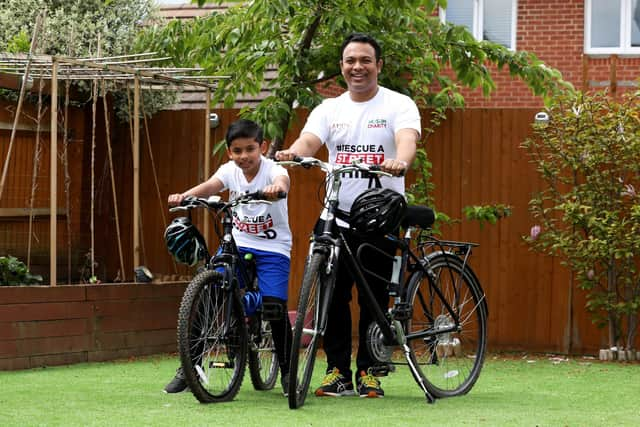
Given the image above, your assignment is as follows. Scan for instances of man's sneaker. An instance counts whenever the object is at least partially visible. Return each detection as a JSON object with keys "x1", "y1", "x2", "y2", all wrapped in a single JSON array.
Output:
[
  {"x1": 163, "y1": 367, "x2": 188, "y2": 393},
  {"x1": 281, "y1": 372, "x2": 289, "y2": 397},
  {"x1": 314, "y1": 368, "x2": 355, "y2": 397},
  {"x1": 357, "y1": 369, "x2": 384, "y2": 398}
]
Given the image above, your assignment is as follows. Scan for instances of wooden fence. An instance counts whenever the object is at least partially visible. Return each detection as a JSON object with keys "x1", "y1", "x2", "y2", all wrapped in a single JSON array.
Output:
[{"x1": 1, "y1": 101, "x2": 632, "y2": 361}]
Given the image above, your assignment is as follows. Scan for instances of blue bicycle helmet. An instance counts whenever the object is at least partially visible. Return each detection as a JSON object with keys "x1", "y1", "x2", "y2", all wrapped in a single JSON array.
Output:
[{"x1": 164, "y1": 217, "x2": 207, "y2": 266}]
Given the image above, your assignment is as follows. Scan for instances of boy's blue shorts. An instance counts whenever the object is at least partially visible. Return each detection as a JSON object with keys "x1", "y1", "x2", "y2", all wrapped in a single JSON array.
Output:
[
  {"x1": 238, "y1": 247, "x2": 289, "y2": 301},
  {"x1": 215, "y1": 247, "x2": 290, "y2": 301}
]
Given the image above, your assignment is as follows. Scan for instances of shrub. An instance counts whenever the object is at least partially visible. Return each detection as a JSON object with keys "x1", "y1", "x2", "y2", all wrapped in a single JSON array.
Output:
[{"x1": 0, "y1": 255, "x2": 43, "y2": 286}]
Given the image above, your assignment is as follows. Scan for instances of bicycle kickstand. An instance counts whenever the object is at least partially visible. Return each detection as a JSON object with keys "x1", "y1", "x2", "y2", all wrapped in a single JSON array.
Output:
[{"x1": 402, "y1": 343, "x2": 436, "y2": 404}]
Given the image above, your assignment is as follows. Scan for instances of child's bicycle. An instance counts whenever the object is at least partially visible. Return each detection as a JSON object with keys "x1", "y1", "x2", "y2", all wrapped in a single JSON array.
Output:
[
  {"x1": 278, "y1": 156, "x2": 488, "y2": 409},
  {"x1": 169, "y1": 192, "x2": 285, "y2": 403}
]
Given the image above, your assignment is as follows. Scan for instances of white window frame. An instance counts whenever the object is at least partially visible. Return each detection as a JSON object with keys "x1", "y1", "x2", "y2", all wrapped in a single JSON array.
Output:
[
  {"x1": 585, "y1": 0, "x2": 640, "y2": 55},
  {"x1": 440, "y1": 0, "x2": 518, "y2": 51}
]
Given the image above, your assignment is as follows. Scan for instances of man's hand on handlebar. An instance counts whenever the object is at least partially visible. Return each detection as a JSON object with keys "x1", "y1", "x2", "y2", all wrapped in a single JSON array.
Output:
[
  {"x1": 380, "y1": 158, "x2": 409, "y2": 177},
  {"x1": 275, "y1": 149, "x2": 299, "y2": 161}
]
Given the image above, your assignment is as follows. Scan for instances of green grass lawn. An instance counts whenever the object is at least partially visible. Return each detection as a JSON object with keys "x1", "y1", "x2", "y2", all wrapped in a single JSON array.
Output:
[{"x1": 1, "y1": 353, "x2": 638, "y2": 426}]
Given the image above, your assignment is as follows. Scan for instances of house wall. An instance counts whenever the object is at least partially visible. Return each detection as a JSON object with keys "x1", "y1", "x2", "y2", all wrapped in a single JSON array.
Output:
[{"x1": 459, "y1": 0, "x2": 640, "y2": 107}]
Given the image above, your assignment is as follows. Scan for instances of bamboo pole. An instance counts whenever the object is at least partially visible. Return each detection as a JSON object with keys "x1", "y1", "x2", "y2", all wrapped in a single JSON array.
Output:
[
  {"x1": 203, "y1": 88, "x2": 211, "y2": 240},
  {"x1": 0, "y1": 12, "x2": 43, "y2": 200},
  {"x1": 102, "y1": 80, "x2": 126, "y2": 280},
  {"x1": 49, "y1": 55, "x2": 220, "y2": 89},
  {"x1": 133, "y1": 75, "x2": 141, "y2": 272},
  {"x1": 90, "y1": 74, "x2": 98, "y2": 280},
  {"x1": 49, "y1": 58, "x2": 58, "y2": 286},
  {"x1": 140, "y1": 104, "x2": 177, "y2": 273},
  {"x1": 27, "y1": 75, "x2": 46, "y2": 269}
]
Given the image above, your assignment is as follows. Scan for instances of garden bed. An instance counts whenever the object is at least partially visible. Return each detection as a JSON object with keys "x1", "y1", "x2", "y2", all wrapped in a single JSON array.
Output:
[{"x1": 0, "y1": 282, "x2": 187, "y2": 370}]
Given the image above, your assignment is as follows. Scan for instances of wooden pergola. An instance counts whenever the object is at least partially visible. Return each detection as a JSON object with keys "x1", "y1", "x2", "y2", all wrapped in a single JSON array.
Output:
[{"x1": 0, "y1": 52, "x2": 226, "y2": 285}]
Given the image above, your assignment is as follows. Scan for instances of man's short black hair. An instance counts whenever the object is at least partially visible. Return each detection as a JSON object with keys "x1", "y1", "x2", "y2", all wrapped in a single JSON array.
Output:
[
  {"x1": 340, "y1": 33, "x2": 382, "y2": 62},
  {"x1": 225, "y1": 118, "x2": 264, "y2": 147}
]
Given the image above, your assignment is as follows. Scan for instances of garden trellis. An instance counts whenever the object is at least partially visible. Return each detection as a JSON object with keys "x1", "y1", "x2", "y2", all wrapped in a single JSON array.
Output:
[{"x1": 0, "y1": 51, "x2": 226, "y2": 285}]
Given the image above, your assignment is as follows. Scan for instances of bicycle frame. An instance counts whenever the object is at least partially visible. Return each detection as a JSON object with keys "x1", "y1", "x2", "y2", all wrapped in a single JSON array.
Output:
[{"x1": 280, "y1": 157, "x2": 486, "y2": 404}]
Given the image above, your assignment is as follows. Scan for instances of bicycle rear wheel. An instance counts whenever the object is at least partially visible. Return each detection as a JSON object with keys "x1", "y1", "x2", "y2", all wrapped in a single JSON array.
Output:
[
  {"x1": 178, "y1": 270, "x2": 248, "y2": 403},
  {"x1": 405, "y1": 252, "x2": 487, "y2": 398},
  {"x1": 288, "y1": 251, "x2": 334, "y2": 409},
  {"x1": 248, "y1": 317, "x2": 279, "y2": 390}
]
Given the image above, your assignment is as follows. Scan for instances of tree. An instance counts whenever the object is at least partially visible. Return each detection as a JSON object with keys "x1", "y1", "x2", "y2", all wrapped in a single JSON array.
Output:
[
  {"x1": 0, "y1": 0, "x2": 172, "y2": 120},
  {"x1": 136, "y1": 0, "x2": 569, "y2": 207},
  {"x1": 0, "y1": 0, "x2": 155, "y2": 57},
  {"x1": 522, "y1": 90, "x2": 640, "y2": 351}
]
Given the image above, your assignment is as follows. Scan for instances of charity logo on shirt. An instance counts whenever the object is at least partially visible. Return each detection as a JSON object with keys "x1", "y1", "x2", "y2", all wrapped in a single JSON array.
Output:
[
  {"x1": 367, "y1": 118, "x2": 388, "y2": 128},
  {"x1": 233, "y1": 212, "x2": 277, "y2": 239}
]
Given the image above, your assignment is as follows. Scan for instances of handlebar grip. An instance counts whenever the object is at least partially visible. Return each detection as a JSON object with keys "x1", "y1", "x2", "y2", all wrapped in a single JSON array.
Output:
[
  {"x1": 292, "y1": 155, "x2": 304, "y2": 162},
  {"x1": 250, "y1": 191, "x2": 287, "y2": 200}
]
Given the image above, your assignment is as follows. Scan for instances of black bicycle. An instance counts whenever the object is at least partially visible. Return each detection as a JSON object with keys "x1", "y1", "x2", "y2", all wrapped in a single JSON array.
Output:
[
  {"x1": 170, "y1": 192, "x2": 284, "y2": 403},
  {"x1": 278, "y1": 157, "x2": 488, "y2": 409}
]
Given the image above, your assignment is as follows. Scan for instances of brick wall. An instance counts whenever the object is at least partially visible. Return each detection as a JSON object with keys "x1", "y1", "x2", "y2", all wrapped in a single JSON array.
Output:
[{"x1": 320, "y1": 0, "x2": 640, "y2": 107}]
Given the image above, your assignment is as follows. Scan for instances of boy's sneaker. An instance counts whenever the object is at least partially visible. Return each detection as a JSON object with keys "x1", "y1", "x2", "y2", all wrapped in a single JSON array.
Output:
[
  {"x1": 281, "y1": 372, "x2": 289, "y2": 397},
  {"x1": 314, "y1": 368, "x2": 355, "y2": 397},
  {"x1": 163, "y1": 367, "x2": 188, "y2": 393},
  {"x1": 357, "y1": 369, "x2": 384, "y2": 398}
]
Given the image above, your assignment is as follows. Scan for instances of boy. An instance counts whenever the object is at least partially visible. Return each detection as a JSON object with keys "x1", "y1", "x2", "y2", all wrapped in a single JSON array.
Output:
[{"x1": 165, "y1": 119, "x2": 293, "y2": 395}]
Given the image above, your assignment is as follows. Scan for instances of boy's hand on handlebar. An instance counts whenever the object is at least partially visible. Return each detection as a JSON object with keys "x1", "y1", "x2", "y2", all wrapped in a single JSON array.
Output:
[
  {"x1": 380, "y1": 159, "x2": 409, "y2": 177},
  {"x1": 168, "y1": 193, "x2": 186, "y2": 207},
  {"x1": 261, "y1": 184, "x2": 287, "y2": 200}
]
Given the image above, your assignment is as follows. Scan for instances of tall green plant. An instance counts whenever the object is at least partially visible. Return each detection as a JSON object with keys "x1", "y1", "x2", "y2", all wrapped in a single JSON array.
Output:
[{"x1": 522, "y1": 90, "x2": 640, "y2": 350}]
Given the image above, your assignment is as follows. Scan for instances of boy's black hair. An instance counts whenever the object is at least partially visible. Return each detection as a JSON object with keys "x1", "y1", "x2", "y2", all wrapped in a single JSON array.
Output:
[
  {"x1": 340, "y1": 33, "x2": 382, "y2": 62},
  {"x1": 225, "y1": 118, "x2": 264, "y2": 147}
]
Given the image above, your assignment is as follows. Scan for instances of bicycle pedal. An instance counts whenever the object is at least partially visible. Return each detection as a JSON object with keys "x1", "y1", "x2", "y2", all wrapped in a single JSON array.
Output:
[{"x1": 369, "y1": 364, "x2": 395, "y2": 377}]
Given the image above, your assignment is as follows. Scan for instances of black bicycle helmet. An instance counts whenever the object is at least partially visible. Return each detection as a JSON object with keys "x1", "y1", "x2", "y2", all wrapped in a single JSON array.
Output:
[
  {"x1": 349, "y1": 188, "x2": 407, "y2": 235},
  {"x1": 164, "y1": 217, "x2": 207, "y2": 266}
]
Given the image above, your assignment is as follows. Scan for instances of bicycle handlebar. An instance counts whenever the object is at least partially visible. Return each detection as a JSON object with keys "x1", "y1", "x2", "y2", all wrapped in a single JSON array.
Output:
[
  {"x1": 277, "y1": 156, "x2": 394, "y2": 177},
  {"x1": 169, "y1": 191, "x2": 286, "y2": 213}
]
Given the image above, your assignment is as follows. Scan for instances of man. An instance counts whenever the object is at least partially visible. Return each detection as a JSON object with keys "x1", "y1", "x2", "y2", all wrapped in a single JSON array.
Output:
[{"x1": 276, "y1": 33, "x2": 421, "y2": 398}]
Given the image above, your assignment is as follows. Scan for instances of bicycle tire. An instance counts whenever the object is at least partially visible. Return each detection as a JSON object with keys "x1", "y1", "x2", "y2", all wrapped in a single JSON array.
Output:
[
  {"x1": 178, "y1": 270, "x2": 248, "y2": 403},
  {"x1": 248, "y1": 317, "x2": 279, "y2": 390},
  {"x1": 405, "y1": 252, "x2": 488, "y2": 398},
  {"x1": 288, "y1": 251, "x2": 335, "y2": 409}
]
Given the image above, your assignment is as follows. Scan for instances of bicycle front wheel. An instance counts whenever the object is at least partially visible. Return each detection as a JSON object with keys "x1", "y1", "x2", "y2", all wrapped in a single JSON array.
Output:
[
  {"x1": 178, "y1": 270, "x2": 248, "y2": 403},
  {"x1": 405, "y1": 252, "x2": 487, "y2": 398},
  {"x1": 288, "y1": 251, "x2": 334, "y2": 409},
  {"x1": 248, "y1": 317, "x2": 279, "y2": 390}
]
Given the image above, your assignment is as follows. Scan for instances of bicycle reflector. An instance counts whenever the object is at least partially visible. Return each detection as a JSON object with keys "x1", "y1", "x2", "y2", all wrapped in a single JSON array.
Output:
[{"x1": 350, "y1": 188, "x2": 407, "y2": 234}]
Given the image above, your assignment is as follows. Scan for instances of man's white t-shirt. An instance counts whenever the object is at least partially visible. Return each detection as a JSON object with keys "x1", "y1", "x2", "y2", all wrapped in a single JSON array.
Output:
[
  {"x1": 213, "y1": 156, "x2": 292, "y2": 258},
  {"x1": 301, "y1": 86, "x2": 421, "y2": 215}
]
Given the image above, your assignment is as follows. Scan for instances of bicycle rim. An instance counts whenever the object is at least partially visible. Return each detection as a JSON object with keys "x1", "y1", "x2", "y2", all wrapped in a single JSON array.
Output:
[
  {"x1": 178, "y1": 270, "x2": 248, "y2": 403},
  {"x1": 405, "y1": 253, "x2": 487, "y2": 398},
  {"x1": 248, "y1": 318, "x2": 279, "y2": 390},
  {"x1": 288, "y1": 252, "x2": 330, "y2": 409}
]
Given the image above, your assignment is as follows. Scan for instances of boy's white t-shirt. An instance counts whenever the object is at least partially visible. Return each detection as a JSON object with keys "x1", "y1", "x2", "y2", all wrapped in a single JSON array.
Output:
[
  {"x1": 213, "y1": 156, "x2": 292, "y2": 258},
  {"x1": 301, "y1": 86, "x2": 421, "y2": 215}
]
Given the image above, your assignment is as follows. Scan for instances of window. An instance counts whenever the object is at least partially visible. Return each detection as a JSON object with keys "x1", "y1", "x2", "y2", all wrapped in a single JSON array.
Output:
[
  {"x1": 585, "y1": 0, "x2": 640, "y2": 54},
  {"x1": 440, "y1": 0, "x2": 517, "y2": 50}
]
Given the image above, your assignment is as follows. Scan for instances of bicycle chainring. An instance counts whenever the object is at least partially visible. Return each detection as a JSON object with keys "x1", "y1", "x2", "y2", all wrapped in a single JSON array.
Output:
[{"x1": 366, "y1": 322, "x2": 393, "y2": 363}]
